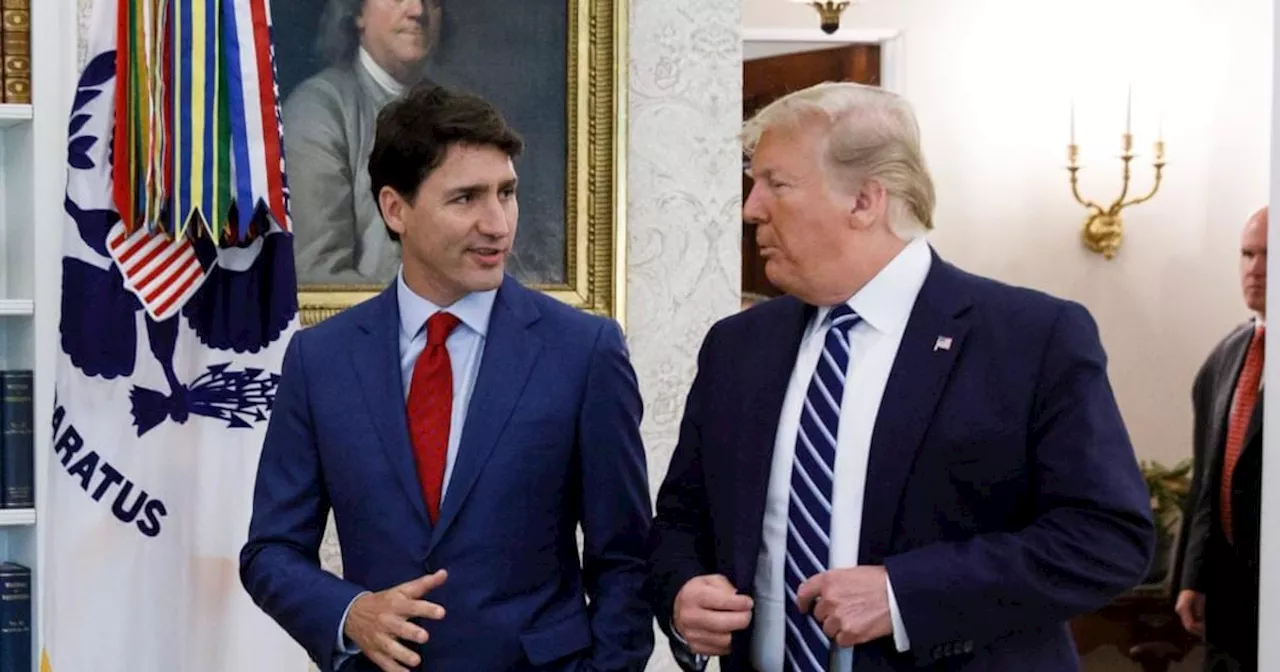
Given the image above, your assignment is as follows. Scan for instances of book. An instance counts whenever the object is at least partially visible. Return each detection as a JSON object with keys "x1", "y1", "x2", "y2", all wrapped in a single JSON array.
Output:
[
  {"x1": 0, "y1": 563, "x2": 30, "y2": 672},
  {"x1": 0, "y1": 7, "x2": 5, "y2": 101},
  {"x1": 1, "y1": 0, "x2": 29, "y2": 105},
  {"x1": 0, "y1": 370, "x2": 33, "y2": 509}
]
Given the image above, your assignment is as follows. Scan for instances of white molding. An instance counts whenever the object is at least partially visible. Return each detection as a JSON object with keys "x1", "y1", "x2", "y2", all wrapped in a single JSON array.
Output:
[
  {"x1": 0, "y1": 300, "x2": 33, "y2": 316},
  {"x1": 742, "y1": 27, "x2": 900, "y2": 46},
  {"x1": 878, "y1": 31, "x2": 905, "y2": 94},
  {"x1": 742, "y1": 27, "x2": 905, "y2": 94},
  {"x1": 1262, "y1": 0, "x2": 1280, "y2": 663},
  {"x1": 0, "y1": 509, "x2": 35, "y2": 527},
  {"x1": 24, "y1": 2, "x2": 76, "y2": 668},
  {"x1": 0, "y1": 104, "x2": 33, "y2": 128}
]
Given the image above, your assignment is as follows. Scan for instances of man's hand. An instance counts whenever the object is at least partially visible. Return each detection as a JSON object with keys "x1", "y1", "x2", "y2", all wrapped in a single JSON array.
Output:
[
  {"x1": 344, "y1": 570, "x2": 448, "y2": 672},
  {"x1": 673, "y1": 574, "x2": 754, "y2": 656},
  {"x1": 797, "y1": 566, "x2": 893, "y2": 648},
  {"x1": 1175, "y1": 589, "x2": 1206, "y2": 637}
]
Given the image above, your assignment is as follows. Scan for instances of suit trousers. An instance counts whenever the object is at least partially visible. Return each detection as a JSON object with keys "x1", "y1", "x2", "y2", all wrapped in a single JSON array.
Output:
[
  {"x1": 1203, "y1": 554, "x2": 1258, "y2": 672},
  {"x1": 1205, "y1": 643, "x2": 1251, "y2": 672}
]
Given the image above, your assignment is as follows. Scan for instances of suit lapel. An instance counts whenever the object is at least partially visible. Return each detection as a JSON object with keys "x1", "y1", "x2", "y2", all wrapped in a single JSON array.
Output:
[
  {"x1": 733, "y1": 298, "x2": 813, "y2": 588},
  {"x1": 352, "y1": 284, "x2": 432, "y2": 530},
  {"x1": 858, "y1": 260, "x2": 973, "y2": 564},
  {"x1": 427, "y1": 277, "x2": 543, "y2": 555}
]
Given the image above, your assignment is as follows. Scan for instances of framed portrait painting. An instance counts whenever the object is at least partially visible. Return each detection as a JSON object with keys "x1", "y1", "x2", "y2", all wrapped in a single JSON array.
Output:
[{"x1": 269, "y1": 0, "x2": 626, "y2": 325}]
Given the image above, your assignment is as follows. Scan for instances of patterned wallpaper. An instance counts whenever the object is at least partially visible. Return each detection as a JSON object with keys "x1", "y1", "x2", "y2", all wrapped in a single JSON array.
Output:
[
  {"x1": 627, "y1": 0, "x2": 742, "y2": 669},
  {"x1": 75, "y1": 1, "x2": 742, "y2": 670}
]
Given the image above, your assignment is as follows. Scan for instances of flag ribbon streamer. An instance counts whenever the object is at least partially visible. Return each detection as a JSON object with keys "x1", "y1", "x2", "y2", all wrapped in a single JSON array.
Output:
[{"x1": 113, "y1": 0, "x2": 288, "y2": 242}]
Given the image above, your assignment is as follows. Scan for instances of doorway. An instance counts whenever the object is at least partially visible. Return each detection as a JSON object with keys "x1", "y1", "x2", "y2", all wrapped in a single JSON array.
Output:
[{"x1": 741, "y1": 44, "x2": 882, "y2": 301}]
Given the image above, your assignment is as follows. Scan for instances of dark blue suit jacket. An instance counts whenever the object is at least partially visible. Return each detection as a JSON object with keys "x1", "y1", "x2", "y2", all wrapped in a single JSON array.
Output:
[
  {"x1": 241, "y1": 277, "x2": 654, "y2": 672},
  {"x1": 646, "y1": 254, "x2": 1155, "y2": 671}
]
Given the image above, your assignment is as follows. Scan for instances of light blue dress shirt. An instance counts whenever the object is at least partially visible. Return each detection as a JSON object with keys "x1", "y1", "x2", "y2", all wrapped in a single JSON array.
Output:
[{"x1": 333, "y1": 269, "x2": 497, "y2": 668}]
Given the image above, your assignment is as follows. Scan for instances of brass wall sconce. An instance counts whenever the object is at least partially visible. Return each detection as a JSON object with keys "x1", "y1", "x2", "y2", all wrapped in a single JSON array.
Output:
[
  {"x1": 1066, "y1": 94, "x2": 1166, "y2": 259},
  {"x1": 792, "y1": 1, "x2": 853, "y2": 34}
]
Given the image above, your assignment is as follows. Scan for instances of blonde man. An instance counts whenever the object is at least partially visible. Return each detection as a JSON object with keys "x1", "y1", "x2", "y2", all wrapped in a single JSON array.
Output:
[{"x1": 646, "y1": 82, "x2": 1154, "y2": 672}]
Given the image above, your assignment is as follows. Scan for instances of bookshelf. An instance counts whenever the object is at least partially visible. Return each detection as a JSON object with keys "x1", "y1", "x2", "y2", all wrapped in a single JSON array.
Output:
[
  {"x1": 0, "y1": 509, "x2": 34, "y2": 527},
  {"x1": 0, "y1": 104, "x2": 30, "y2": 127},
  {"x1": 0, "y1": 300, "x2": 32, "y2": 316},
  {"x1": 0, "y1": 0, "x2": 70, "y2": 668}
]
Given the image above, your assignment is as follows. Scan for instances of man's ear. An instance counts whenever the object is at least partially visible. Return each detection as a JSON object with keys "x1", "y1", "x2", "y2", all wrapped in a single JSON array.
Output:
[
  {"x1": 849, "y1": 179, "x2": 888, "y2": 230},
  {"x1": 379, "y1": 187, "x2": 408, "y2": 238}
]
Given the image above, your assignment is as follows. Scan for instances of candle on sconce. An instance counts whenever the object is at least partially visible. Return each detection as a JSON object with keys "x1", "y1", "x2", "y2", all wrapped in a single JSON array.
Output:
[
  {"x1": 1125, "y1": 85, "x2": 1132, "y2": 136},
  {"x1": 1155, "y1": 110, "x2": 1165, "y2": 162},
  {"x1": 1070, "y1": 98, "x2": 1075, "y2": 145}
]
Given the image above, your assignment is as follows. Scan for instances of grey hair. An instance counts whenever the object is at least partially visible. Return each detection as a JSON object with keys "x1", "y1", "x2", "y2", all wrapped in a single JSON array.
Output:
[
  {"x1": 742, "y1": 82, "x2": 935, "y2": 240},
  {"x1": 316, "y1": 0, "x2": 365, "y2": 66}
]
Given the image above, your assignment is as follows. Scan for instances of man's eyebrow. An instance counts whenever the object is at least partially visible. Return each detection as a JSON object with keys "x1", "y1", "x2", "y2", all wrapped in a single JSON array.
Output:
[
  {"x1": 444, "y1": 184, "x2": 486, "y2": 197},
  {"x1": 444, "y1": 177, "x2": 519, "y2": 197}
]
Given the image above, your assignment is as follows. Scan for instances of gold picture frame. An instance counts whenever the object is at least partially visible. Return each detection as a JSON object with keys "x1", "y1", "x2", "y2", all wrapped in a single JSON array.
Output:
[{"x1": 295, "y1": 0, "x2": 628, "y2": 328}]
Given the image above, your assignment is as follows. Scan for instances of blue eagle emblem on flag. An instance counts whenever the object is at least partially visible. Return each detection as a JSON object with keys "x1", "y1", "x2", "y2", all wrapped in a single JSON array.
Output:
[{"x1": 61, "y1": 51, "x2": 298, "y2": 437}]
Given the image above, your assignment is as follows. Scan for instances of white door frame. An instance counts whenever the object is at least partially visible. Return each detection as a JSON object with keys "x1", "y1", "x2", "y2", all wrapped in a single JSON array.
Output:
[
  {"x1": 1260, "y1": 1, "x2": 1280, "y2": 664},
  {"x1": 741, "y1": 27, "x2": 905, "y2": 94}
]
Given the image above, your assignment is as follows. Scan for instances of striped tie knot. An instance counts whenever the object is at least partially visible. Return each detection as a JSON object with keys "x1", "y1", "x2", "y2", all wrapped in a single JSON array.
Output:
[{"x1": 828, "y1": 304, "x2": 861, "y2": 336}]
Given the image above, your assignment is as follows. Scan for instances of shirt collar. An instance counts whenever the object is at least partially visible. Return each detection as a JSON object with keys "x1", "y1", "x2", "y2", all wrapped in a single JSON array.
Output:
[
  {"x1": 397, "y1": 268, "x2": 497, "y2": 340},
  {"x1": 814, "y1": 235, "x2": 933, "y2": 334},
  {"x1": 358, "y1": 47, "x2": 406, "y2": 97}
]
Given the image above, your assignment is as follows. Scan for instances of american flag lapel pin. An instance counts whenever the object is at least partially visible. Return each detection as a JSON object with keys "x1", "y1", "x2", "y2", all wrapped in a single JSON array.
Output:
[{"x1": 933, "y1": 335, "x2": 953, "y2": 352}]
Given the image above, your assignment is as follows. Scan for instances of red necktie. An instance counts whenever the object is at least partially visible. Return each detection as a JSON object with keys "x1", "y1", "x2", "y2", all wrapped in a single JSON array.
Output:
[
  {"x1": 407, "y1": 312, "x2": 461, "y2": 524},
  {"x1": 1220, "y1": 324, "x2": 1264, "y2": 544}
]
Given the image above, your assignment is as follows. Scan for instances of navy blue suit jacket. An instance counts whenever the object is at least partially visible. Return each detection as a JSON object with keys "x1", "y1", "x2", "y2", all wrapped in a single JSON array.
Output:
[
  {"x1": 646, "y1": 254, "x2": 1155, "y2": 671},
  {"x1": 241, "y1": 277, "x2": 654, "y2": 672}
]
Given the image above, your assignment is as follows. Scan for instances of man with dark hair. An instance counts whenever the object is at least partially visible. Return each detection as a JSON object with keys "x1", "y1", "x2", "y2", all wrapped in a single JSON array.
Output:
[
  {"x1": 241, "y1": 84, "x2": 655, "y2": 672},
  {"x1": 285, "y1": 0, "x2": 442, "y2": 286}
]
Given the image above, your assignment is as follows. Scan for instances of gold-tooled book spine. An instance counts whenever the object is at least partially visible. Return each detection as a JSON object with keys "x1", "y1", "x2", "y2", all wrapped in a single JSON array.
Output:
[
  {"x1": 1, "y1": 0, "x2": 29, "y2": 105},
  {"x1": 0, "y1": 3, "x2": 5, "y2": 101}
]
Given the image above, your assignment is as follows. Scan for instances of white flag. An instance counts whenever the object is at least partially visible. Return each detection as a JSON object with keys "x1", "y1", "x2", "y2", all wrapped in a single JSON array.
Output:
[{"x1": 43, "y1": 0, "x2": 307, "y2": 669}]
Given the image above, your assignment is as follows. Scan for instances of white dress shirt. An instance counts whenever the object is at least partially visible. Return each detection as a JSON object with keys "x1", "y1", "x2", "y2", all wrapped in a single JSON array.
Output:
[
  {"x1": 750, "y1": 236, "x2": 931, "y2": 672},
  {"x1": 358, "y1": 47, "x2": 406, "y2": 97},
  {"x1": 394, "y1": 270, "x2": 496, "y2": 497},
  {"x1": 334, "y1": 269, "x2": 497, "y2": 668}
]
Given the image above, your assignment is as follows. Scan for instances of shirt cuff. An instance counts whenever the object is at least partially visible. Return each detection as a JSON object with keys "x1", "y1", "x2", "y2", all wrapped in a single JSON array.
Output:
[
  {"x1": 334, "y1": 591, "x2": 369, "y2": 666},
  {"x1": 886, "y1": 574, "x2": 910, "y2": 652},
  {"x1": 670, "y1": 621, "x2": 709, "y2": 671}
]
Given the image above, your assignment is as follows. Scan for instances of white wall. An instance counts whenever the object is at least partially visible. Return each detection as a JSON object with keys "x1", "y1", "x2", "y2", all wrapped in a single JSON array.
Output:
[{"x1": 746, "y1": 0, "x2": 1273, "y2": 467}]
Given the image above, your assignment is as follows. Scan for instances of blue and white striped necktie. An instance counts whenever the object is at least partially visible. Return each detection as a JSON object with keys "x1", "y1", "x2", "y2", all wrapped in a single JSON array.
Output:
[{"x1": 783, "y1": 304, "x2": 861, "y2": 672}]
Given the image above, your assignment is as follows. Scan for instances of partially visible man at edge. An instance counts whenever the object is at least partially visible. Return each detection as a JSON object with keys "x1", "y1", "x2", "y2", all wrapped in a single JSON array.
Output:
[
  {"x1": 1175, "y1": 207, "x2": 1268, "y2": 672},
  {"x1": 645, "y1": 81, "x2": 1155, "y2": 672}
]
